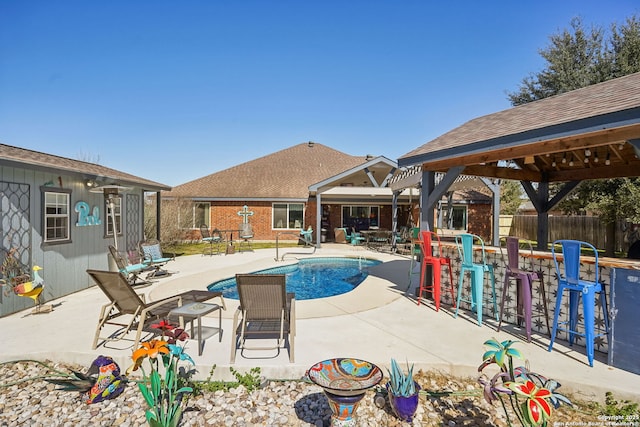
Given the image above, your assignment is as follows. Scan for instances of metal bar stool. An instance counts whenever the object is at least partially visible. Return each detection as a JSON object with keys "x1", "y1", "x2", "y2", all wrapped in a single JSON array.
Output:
[
  {"x1": 548, "y1": 239, "x2": 610, "y2": 367},
  {"x1": 497, "y1": 236, "x2": 551, "y2": 342},
  {"x1": 454, "y1": 233, "x2": 498, "y2": 326},
  {"x1": 417, "y1": 231, "x2": 456, "y2": 310}
]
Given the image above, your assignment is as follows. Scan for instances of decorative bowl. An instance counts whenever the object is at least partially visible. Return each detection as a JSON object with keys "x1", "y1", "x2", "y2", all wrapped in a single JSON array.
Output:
[{"x1": 307, "y1": 358, "x2": 383, "y2": 396}]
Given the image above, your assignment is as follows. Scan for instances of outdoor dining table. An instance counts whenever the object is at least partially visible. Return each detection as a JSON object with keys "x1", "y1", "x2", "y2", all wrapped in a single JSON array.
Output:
[{"x1": 359, "y1": 229, "x2": 393, "y2": 251}]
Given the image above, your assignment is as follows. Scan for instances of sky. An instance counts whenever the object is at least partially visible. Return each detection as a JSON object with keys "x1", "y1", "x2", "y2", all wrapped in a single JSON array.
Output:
[{"x1": 1, "y1": 1, "x2": 639, "y2": 187}]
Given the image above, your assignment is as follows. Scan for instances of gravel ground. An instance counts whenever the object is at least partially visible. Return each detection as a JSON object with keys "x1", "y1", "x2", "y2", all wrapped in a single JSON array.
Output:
[{"x1": 0, "y1": 360, "x2": 621, "y2": 426}]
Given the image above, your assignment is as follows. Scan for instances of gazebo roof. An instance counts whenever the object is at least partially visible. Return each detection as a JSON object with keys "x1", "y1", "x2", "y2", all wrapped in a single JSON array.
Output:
[{"x1": 398, "y1": 72, "x2": 640, "y2": 183}]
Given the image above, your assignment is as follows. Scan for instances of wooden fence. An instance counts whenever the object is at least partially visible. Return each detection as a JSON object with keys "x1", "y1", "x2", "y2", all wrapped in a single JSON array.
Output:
[{"x1": 499, "y1": 215, "x2": 628, "y2": 252}]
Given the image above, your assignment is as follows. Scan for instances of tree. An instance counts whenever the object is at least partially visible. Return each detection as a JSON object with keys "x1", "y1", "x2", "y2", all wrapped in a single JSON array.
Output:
[
  {"x1": 144, "y1": 195, "x2": 196, "y2": 248},
  {"x1": 500, "y1": 180, "x2": 523, "y2": 215},
  {"x1": 506, "y1": 14, "x2": 640, "y2": 255}
]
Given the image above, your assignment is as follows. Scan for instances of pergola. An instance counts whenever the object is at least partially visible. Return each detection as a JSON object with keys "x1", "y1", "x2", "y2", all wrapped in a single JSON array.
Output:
[{"x1": 397, "y1": 72, "x2": 640, "y2": 250}]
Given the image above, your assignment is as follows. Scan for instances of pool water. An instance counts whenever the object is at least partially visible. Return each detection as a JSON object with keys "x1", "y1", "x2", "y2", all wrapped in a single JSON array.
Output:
[{"x1": 207, "y1": 257, "x2": 382, "y2": 300}]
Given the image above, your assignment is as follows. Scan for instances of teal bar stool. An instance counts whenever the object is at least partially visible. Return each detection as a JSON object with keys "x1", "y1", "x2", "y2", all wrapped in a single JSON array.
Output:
[
  {"x1": 548, "y1": 240, "x2": 610, "y2": 367},
  {"x1": 454, "y1": 233, "x2": 498, "y2": 326}
]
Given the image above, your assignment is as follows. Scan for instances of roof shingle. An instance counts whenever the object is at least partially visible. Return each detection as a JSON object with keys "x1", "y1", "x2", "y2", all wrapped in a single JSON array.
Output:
[
  {"x1": 0, "y1": 143, "x2": 170, "y2": 190},
  {"x1": 167, "y1": 142, "x2": 365, "y2": 199}
]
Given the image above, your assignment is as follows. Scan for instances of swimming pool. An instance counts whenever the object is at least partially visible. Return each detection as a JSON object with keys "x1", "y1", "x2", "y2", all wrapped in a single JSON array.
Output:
[{"x1": 207, "y1": 257, "x2": 382, "y2": 300}]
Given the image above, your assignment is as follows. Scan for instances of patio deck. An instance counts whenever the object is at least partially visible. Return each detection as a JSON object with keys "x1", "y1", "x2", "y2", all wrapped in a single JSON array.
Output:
[{"x1": 1, "y1": 244, "x2": 638, "y2": 404}]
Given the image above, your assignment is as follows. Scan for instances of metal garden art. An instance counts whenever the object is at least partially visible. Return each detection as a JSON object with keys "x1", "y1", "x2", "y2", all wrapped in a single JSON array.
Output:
[
  {"x1": 1, "y1": 248, "x2": 49, "y2": 313},
  {"x1": 128, "y1": 320, "x2": 194, "y2": 427},
  {"x1": 386, "y1": 358, "x2": 420, "y2": 422},
  {"x1": 477, "y1": 338, "x2": 572, "y2": 426}
]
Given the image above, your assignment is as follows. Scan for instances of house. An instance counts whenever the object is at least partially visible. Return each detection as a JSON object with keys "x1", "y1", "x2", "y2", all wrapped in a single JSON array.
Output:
[
  {"x1": 166, "y1": 142, "x2": 417, "y2": 244},
  {"x1": 0, "y1": 143, "x2": 170, "y2": 317}
]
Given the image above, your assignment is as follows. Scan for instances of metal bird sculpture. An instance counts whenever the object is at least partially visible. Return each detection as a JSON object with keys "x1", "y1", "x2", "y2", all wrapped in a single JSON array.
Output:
[
  {"x1": 45, "y1": 355, "x2": 127, "y2": 403},
  {"x1": 12, "y1": 265, "x2": 45, "y2": 311}
]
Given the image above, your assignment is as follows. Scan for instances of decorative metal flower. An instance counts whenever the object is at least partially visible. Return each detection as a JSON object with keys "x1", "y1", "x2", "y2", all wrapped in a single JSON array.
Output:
[
  {"x1": 168, "y1": 344, "x2": 194, "y2": 365},
  {"x1": 506, "y1": 379, "x2": 553, "y2": 425},
  {"x1": 481, "y1": 338, "x2": 523, "y2": 368}
]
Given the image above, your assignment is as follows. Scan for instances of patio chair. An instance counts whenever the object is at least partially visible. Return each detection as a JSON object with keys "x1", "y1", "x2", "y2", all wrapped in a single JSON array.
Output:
[
  {"x1": 238, "y1": 223, "x2": 254, "y2": 252},
  {"x1": 200, "y1": 225, "x2": 224, "y2": 256},
  {"x1": 108, "y1": 245, "x2": 150, "y2": 286},
  {"x1": 139, "y1": 240, "x2": 174, "y2": 278},
  {"x1": 230, "y1": 274, "x2": 295, "y2": 363},
  {"x1": 87, "y1": 269, "x2": 226, "y2": 350}
]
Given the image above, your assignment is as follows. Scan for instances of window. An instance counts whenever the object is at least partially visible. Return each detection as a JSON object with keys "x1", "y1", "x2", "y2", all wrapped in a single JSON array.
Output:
[
  {"x1": 273, "y1": 203, "x2": 304, "y2": 229},
  {"x1": 42, "y1": 188, "x2": 71, "y2": 244},
  {"x1": 105, "y1": 196, "x2": 122, "y2": 237},
  {"x1": 342, "y1": 205, "x2": 380, "y2": 229},
  {"x1": 193, "y1": 203, "x2": 210, "y2": 228},
  {"x1": 444, "y1": 205, "x2": 468, "y2": 230}
]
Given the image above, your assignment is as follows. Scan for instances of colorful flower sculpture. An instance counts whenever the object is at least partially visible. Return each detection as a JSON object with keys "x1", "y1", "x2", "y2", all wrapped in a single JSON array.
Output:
[
  {"x1": 128, "y1": 321, "x2": 193, "y2": 427},
  {"x1": 477, "y1": 338, "x2": 571, "y2": 427}
]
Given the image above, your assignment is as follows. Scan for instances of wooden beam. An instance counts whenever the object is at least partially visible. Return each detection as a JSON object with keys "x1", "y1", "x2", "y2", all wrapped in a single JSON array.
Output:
[
  {"x1": 422, "y1": 124, "x2": 640, "y2": 170},
  {"x1": 462, "y1": 164, "x2": 543, "y2": 181},
  {"x1": 548, "y1": 161, "x2": 640, "y2": 181}
]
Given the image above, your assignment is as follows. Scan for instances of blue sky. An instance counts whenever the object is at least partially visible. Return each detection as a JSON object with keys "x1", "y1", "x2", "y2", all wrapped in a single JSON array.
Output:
[{"x1": 1, "y1": 1, "x2": 638, "y2": 187}]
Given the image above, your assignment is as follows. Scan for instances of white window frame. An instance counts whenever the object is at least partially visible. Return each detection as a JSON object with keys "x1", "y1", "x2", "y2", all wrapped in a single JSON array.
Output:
[
  {"x1": 193, "y1": 203, "x2": 210, "y2": 228},
  {"x1": 42, "y1": 187, "x2": 71, "y2": 244},
  {"x1": 105, "y1": 196, "x2": 122, "y2": 237},
  {"x1": 272, "y1": 203, "x2": 304, "y2": 229}
]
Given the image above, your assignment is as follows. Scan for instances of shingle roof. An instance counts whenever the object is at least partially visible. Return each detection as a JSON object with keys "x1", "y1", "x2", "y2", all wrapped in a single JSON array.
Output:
[
  {"x1": 167, "y1": 142, "x2": 366, "y2": 199},
  {"x1": 400, "y1": 71, "x2": 640, "y2": 161},
  {"x1": 0, "y1": 143, "x2": 170, "y2": 190}
]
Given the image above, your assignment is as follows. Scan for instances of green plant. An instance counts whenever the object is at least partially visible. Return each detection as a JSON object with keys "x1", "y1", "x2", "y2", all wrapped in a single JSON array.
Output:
[
  {"x1": 478, "y1": 338, "x2": 572, "y2": 426},
  {"x1": 190, "y1": 365, "x2": 263, "y2": 395},
  {"x1": 600, "y1": 392, "x2": 639, "y2": 417},
  {"x1": 128, "y1": 322, "x2": 195, "y2": 427},
  {"x1": 387, "y1": 358, "x2": 416, "y2": 397}
]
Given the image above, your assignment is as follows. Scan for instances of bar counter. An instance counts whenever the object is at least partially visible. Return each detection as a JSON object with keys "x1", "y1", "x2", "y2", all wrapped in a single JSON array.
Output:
[{"x1": 419, "y1": 240, "x2": 640, "y2": 359}]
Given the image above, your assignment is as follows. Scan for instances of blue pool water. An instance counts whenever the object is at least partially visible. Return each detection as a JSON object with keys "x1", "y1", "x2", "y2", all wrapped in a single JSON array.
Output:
[{"x1": 207, "y1": 257, "x2": 382, "y2": 300}]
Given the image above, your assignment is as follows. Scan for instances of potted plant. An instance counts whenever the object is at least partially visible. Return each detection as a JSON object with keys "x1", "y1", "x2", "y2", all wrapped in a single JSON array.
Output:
[{"x1": 386, "y1": 358, "x2": 420, "y2": 422}]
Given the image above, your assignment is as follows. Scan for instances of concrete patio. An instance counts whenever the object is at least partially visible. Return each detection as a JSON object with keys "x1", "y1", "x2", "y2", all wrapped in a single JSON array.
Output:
[{"x1": 1, "y1": 244, "x2": 638, "y2": 404}]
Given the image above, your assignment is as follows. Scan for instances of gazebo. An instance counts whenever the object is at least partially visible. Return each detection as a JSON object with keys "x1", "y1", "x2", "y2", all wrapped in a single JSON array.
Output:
[{"x1": 397, "y1": 71, "x2": 640, "y2": 250}]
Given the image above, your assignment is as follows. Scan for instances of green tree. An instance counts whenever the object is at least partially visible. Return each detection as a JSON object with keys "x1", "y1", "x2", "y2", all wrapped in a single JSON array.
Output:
[
  {"x1": 500, "y1": 180, "x2": 523, "y2": 215},
  {"x1": 506, "y1": 14, "x2": 640, "y2": 255}
]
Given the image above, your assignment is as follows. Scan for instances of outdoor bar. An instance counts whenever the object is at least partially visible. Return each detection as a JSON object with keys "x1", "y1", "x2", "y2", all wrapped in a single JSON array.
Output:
[{"x1": 417, "y1": 239, "x2": 640, "y2": 374}]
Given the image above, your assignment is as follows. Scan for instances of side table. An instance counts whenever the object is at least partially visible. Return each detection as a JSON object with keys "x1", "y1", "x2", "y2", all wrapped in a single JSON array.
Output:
[{"x1": 169, "y1": 301, "x2": 222, "y2": 356}]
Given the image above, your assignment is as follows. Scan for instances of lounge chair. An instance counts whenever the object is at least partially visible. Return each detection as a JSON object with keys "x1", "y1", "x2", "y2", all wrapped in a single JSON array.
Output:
[
  {"x1": 230, "y1": 274, "x2": 295, "y2": 363},
  {"x1": 87, "y1": 269, "x2": 225, "y2": 350},
  {"x1": 108, "y1": 245, "x2": 150, "y2": 286},
  {"x1": 238, "y1": 223, "x2": 254, "y2": 252},
  {"x1": 201, "y1": 225, "x2": 224, "y2": 256},
  {"x1": 139, "y1": 240, "x2": 174, "y2": 278}
]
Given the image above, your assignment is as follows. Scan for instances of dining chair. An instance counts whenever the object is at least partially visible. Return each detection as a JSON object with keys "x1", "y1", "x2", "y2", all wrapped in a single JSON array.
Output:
[
  {"x1": 454, "y1": 233, "x2": 498, "y2": 326},
  {"x1": 548, "y1": 239, "x2": 610, "y2": 367},
  {"x1": 416, "y1": 231, "x2": 455, "y2": 310},
  {"x1": 497, "y1": 236, "x2": 551, "y2": 342}
]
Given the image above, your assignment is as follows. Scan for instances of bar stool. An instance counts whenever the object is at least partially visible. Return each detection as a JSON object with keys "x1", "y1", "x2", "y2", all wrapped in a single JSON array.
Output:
[
  {"x1": 548, "y1": 240, "x2": 610, "y2": 367},
  {"x1": 454, "y1": 233, "x2": 498, "y2": 326},
  {"x1": 497, "y1": 236, "x2": 551, "y2": 342},
  {"x1": 416, "y1": 231, "x2": 456, "y2": 310}
]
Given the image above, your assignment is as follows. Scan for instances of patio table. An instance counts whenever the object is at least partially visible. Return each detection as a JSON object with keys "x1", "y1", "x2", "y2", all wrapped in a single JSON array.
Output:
[{"x1": 169, "y1": 301, "x2": 223, "y2": 356}]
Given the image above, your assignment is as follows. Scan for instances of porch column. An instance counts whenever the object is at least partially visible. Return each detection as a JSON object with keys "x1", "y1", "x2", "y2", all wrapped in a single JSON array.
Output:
[
  {"x1": 391, "y1": 190, "x2": 399, "y2": 250},
  {"x1": 420, "y1": 170, "x2": 436, "y2": 231},
  {"x1": 316, "y1": 194, "x2": 322, "y2": 248},
  {"x1": 156, "y1": 191, "x2": 161, "y2": 241}
]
